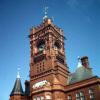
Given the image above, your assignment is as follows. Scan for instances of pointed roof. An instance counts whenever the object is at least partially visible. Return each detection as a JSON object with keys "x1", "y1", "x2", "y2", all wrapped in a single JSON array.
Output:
[
  {"x1": 68, "y1": 57, "x2": 93, "y2": 84},
  {"x1": 10, "y1": 70, "x2": 24, "y2": 96}
]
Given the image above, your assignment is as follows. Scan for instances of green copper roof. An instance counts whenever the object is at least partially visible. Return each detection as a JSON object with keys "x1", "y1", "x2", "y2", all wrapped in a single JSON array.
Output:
[
  {"x1": 10, "y1": 77, "x2": 24, "y2": 96},
  {"x1": 68, "y1": 66, "x2": 93, "y2": 84}
]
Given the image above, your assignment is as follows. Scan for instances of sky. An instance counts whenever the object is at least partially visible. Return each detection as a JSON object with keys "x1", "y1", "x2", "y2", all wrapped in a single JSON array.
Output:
[{"x1": 0, "y1": 0, "x2": 100, "y2": 100}]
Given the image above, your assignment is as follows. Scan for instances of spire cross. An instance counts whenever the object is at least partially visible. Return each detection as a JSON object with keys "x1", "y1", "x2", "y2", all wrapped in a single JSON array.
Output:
[{"x1": 17, "y1": 67, "x2": 20, "y2": 78}]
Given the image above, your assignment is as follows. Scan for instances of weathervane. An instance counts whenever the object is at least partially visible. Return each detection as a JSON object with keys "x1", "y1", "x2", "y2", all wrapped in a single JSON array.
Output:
[{"x1": 43, "y1": 7, "x2": 48, "y2": 20}]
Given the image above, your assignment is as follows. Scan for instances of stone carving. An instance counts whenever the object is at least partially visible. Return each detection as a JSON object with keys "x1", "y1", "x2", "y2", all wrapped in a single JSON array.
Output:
[{"x1": 32, "y1": 80, "x2": 50, "y2": 89}]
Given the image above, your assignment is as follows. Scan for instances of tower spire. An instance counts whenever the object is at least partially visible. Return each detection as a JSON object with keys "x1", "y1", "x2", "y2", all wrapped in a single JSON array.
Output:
[
  {"x1": 43, "y1": 7, "x2": 48, "y2": 20},
  {"x1": 17, "y1": 68, "x2": 20, "y2": 79},
  {"x1": 10, "y1": 68, "x2": 24, "y2": 96}
]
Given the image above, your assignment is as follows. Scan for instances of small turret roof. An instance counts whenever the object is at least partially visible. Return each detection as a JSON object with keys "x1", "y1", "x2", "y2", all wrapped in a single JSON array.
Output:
[{"x1": 10, "y1": 70, "x2": 24, "y2": 96}]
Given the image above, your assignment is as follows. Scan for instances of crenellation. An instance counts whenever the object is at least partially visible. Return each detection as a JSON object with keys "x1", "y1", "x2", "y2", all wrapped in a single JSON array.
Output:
[{"x1": 10, "y1": 15, "x2": 100, "y2": 100}]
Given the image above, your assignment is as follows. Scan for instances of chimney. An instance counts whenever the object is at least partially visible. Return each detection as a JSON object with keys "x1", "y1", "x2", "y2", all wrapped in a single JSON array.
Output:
[
  {"x1": 25, "y1": 80, "x2": 30, "y2": 95},
  {"x1": 81, "y1": 56, "x2": 89, "y2": 68}
]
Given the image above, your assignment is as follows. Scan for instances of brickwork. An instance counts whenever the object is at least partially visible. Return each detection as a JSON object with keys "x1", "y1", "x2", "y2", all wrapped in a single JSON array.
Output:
[{"x1": 10, "y1": 18, "x2": 100, "y2": 100}]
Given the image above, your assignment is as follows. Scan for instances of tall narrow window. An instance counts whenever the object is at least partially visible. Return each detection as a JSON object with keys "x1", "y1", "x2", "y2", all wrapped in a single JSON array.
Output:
[
  {"x1": 80, "y1": 92, "x2": 85, "y2": 100},
  {"x1": 43, "y1": 62, "x2": 45, "y2": 70},
  {"x1": 37, "y1": 67, "x2": 39, "y2": 73},
  {"x1": 67, "y1": 95, "x2": 72, "y2": 100},
  {"x1": 89, "y1": 89, "x2": 94, "y2": 100},
  {"x1": 76, "y1": 92, "x2": 80, "y2": 100},
  {"x1": 41, "y1": 96, "x2": 44, "y2": 100}
]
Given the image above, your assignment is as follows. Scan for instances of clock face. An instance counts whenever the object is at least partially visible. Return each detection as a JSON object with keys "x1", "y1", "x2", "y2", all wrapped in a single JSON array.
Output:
[
  {"x1": 37, "y1": 40, "x2": 45, "y2": 52},
  {"x1": 39, "y1": 44, "x2": 45, "y2": 51}
]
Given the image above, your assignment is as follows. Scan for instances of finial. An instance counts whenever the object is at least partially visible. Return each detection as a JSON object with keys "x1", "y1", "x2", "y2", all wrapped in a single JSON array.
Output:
[
  {"x1": 77, "y1": 56, "x2": 82, "y2": 68},
  {"x1": 43, "y1": 7, "x2": 48, "y2": 20},
  {"x1": 78, "y1": 56, "x2": 80, "y2": 61},
  {"x1": 17, "y1": 67, "x2": 20, "y2": 78}
]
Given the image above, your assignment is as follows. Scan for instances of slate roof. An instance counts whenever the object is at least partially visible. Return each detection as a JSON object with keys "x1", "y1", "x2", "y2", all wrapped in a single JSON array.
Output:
[{"x1": 10, "y1": 76, "x2": 24, "y2": 96}]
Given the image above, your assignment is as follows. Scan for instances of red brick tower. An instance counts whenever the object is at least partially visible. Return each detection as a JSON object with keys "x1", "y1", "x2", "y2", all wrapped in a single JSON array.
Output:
[
  {"x1": 29, "y1": 17, "x2": 70, "y2": 100},
  {"x1": 9, "y1": 11, "x2": 100, "y2": 100}
]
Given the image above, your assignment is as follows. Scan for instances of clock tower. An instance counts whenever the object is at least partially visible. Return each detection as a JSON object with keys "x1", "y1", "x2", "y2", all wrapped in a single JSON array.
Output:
[
  {"x1": 9, "y1": 7, "x2": 100, "y2": 100},
  {"x1": 29, "y1": 18, "x2": 69, "y2": 100}
]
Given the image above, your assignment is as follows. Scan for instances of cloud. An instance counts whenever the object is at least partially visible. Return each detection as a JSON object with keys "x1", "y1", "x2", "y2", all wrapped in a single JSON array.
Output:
[
  {"x1": 66, "y1": 0, "x2": 95, "y2": 9},
  {"x1": 66, "y1": 0, "x2": 79, "y2": 8},
  {"x1": 65, "y1": 0, "x2": 94, "y2": 23}
]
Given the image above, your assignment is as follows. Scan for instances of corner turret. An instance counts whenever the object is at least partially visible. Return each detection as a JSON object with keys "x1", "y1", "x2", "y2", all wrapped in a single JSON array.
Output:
[{"x1": 10, "y1": 70, "x2": 24, "y2": 100}]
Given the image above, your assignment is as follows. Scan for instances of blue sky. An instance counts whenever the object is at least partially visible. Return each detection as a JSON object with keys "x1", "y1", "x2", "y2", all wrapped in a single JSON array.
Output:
[{"x1": 0, "y1": 0, "x2": 100, "y2": 100}]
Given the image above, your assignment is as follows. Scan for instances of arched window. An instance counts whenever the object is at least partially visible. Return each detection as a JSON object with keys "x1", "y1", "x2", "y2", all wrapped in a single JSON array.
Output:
[
  {"x1": 89, "y1": 89, "x2": 94, "y2": 100},
  {"x1": 37, "y1": 40, "x2": 45, "y2": 52},
  {"x1": 54, "y1": 41, "x2": 61, "y2": 50},
  {"x1": 67, "y1": 95, "x2": 72, "y2": 100}
]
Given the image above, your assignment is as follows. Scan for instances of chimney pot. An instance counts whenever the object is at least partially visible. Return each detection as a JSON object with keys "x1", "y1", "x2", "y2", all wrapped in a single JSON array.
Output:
[
  {"x1": 25, "y1": 80, "x2": 30, "y2": 95},
  {"x1": 81, "y1": 56, "x2": 89, "y2": 68}
]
